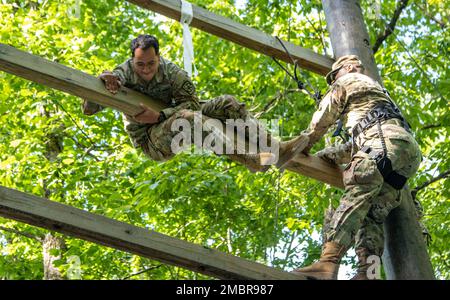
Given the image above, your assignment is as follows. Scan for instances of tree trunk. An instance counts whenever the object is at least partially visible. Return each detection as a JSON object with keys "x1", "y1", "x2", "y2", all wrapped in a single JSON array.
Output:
[
  {"x1": 41, "y1": 103, "x2": 67, "y2": 280},
  {"x1": 43, "y1": 233, "x2": 65, "y2": 280},
  {"x1": 322, "y1": 0, "x2": 434, "y2": 279}
]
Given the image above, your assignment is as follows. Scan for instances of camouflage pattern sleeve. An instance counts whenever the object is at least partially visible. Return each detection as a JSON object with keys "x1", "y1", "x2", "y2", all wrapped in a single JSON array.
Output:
[
  {"x1": 161, "y1": 68, "x2": 201, "y2": 118},
  {"x1": 304, "y1": 84, "x2": 347, "y2": 151},
  {"x1": 113, "y1": 60, "x2": 151, "y2": 148},
  {"x1": 81, "y1": 99, "x2": 104, "y2": 115},
  {"x1": 81, "y1": 60, "x2": 133, "y2": 116},
  {"x1": 122, "y1": 114, "x2": 151, "y2": 148},
  {"x1": 112, "y1": 59, "x2": 133, "y2": 86},
  {"x1": 315, "y1": 141, "x2": 352, "y2": 165}
]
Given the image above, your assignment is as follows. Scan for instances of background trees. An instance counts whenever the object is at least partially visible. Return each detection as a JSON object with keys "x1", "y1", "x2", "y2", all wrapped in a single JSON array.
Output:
[{"x1": 0, "y1": 0, "x2": 448, "y2": 279}]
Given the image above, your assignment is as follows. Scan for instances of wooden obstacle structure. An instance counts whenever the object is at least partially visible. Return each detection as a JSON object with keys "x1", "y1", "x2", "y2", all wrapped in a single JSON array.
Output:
[
  {"x1": 0, "y1": 43, "x2": 344, "y2": 188},
  {"x1": 0, "y1": 40, "x2": 340, "y2": 279},
  {"x1": 0, "y1": 0, "x2": 434, "y2": 280},
  {"x1": 0, "y1": 186, "x2": 304, "y2": 280},
  {"x1": 0, "y1": 1, "x2": 341, "y2": 277}
]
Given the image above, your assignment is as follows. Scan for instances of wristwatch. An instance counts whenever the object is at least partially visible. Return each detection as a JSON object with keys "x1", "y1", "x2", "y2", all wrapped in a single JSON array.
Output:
[{"x1": 158, "y1": 111, "x2": 166, "y2": 122}]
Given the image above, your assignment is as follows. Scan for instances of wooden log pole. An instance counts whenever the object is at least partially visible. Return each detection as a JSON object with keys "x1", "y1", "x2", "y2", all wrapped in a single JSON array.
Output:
[
  {"x1": 0, "y1": 186, "x2": 305, "y2": 280},
  {"x1": 0, "y1": 43, "x2": 343, "y2": 188},
  {"x1": 127, "y1": 0, "x2": 334, "y2": 75},
  {"x1": 0, "y1": 44, "x2": 165, "y2": 116}
]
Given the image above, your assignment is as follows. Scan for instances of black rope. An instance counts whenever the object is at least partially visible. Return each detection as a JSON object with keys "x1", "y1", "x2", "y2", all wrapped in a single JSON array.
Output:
[
  {"x1": 272, "y1": 36, "x2": 322, "y2": 104},
  {"x1": 47, "y1": 95, "x2": 113, "y2": 152}
]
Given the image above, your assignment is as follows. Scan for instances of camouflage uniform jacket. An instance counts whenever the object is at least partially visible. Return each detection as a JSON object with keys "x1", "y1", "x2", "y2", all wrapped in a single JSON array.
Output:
[
  {"x1": 305, "y1": 72, "x2": 395, "y2": 158},
  {"x1": 89, "y1": 56, "x2": 201, "y2": 148}
]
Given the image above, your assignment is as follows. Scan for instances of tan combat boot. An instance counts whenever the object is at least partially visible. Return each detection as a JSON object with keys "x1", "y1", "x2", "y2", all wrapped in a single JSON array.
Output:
[
  {"x1": 350, "y1": 248, "x2": 377, "y2": 280},
  {"x1": 239, "y1": 118, "x2": 309, "y2": 170},
  {"x1": 292, "y1": 241, "x2": 347, "y2": 280},
  {"x1": 275, "y1": 134, "x2": 310, "y2": 170},
  {"x1": 227, "y1": 153, "x2": 275, "y2": 173},
  {"x1": 228, "y1": 133, "x2": 308, "y2": 172}
]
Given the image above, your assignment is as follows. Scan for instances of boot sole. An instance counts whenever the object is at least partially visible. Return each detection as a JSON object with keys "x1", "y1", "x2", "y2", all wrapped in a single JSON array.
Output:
[{"x1": 291, "y1": 271, "x2": 336, "y2": 280}]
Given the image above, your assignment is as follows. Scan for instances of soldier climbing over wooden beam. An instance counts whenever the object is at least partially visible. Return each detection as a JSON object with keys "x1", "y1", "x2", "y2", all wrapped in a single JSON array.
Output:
[
  {"x1": 290, "y1": 55, "x2": 423, "y2": 280},
  {"x1": 82, "y1": 34, "x2": 309, "y2": 172}
]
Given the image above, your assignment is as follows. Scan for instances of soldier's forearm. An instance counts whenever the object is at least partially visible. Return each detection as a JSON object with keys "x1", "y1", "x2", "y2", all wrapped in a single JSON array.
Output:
[
  {"x1": 82, "y1": 99, "x2": 104, "y2": 115},
  {"x1": 161, "y1": 100, "x2": 199, "y2": 119},
  {"x1": 122, "y1": 114, "x2": 152, "y2": 148},
  {"x1": 303, "y1": 125, "x2": 328, "y2": 152}
]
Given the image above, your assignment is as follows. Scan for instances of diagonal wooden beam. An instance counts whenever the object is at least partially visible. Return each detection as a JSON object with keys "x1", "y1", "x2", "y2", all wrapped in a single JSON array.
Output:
[
  {"x1": 0, "y1": 44, "x2": 164, "y2": 116},
  {"x1": 0, "y1": 186, "x2": 305, "y2": 279},
  {"x1": 0, "y1": 43, "x2": 343, "y2": 187},
  {"x1": 127, "y1": 0, "x2": 334, "y2": 75},
  {"x1": 286, "y1": 153, "x2": 343, "y2": 188}
]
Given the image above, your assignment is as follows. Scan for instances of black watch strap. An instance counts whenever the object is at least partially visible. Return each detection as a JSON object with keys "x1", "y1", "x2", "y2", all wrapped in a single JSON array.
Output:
[{"x1": 158, "y1": 111, "x2": 166, "y2": 122}]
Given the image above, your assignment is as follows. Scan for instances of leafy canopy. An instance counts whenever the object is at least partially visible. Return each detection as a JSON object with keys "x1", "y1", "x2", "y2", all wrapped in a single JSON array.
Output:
[{"x1": 0, "y1": 0, "x2": 448, "y2": 279}]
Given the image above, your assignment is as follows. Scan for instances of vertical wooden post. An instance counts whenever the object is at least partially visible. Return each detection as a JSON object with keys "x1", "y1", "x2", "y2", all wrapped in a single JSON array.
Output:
[
  {"x1": 322, "y1": 0, "x2": 381, "y2": 83},
  {"x1": 322, "y1": 0, "x2": 434, "y2": 279}
]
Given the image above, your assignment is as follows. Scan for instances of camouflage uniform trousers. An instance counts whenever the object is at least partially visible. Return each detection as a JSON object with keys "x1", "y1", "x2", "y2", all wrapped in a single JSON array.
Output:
[
  {"x1": 325, "y1": 119, "x2": 422, "y2": 256},
  {"x1": 140, "y1": 95, "x2": 258, "y2": 161}
]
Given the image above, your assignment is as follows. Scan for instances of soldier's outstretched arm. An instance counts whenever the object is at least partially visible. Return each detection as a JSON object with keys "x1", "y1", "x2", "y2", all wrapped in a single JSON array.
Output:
[
  {"x1": 81, "y1": 70, "x2": 122, "y2": 115},
  {"x1": 81, "y1": 99, "x2": 104, "y2": 115},
  {"x1": 302, "y1": 85, "x2": 347, "y2": 153}
]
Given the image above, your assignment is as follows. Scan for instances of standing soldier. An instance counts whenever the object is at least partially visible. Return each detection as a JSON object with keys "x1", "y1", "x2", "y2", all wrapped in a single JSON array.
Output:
[
  {"x1": 82, "y1": 34, "x2": 308, "y2": 172},
  {"x1": 292, "y1": 55, "x2": 422, "y2": 280}
]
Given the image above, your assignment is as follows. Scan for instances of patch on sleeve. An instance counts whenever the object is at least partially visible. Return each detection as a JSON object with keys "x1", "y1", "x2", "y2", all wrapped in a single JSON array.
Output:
[{"x1": 181, "y1": 81, "x2": 195, "y2": 95}]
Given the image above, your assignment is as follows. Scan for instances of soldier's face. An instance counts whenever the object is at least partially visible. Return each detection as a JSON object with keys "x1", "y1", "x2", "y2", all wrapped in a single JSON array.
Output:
[
  {"x1": 133, "y1": 47, "x2": 160, "y2": 82},
  {"x1": 335, "y1": 63, "x2": 363, "y2": 80}
]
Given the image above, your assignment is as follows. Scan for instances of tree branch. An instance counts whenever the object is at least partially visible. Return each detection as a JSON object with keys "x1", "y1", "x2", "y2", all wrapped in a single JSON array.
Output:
[
  {"x1": 254, "y1": 89, "x2": 300, "y2": 118},
  {"x1": 414, "y1": 2, "x2": 447, "y2": 29},
  {"x1": 281, "y1": 231, "x2": 297, "y2": 269},
  {"x1": 0, "y1": 225, "x2": 43, "y2": 242},
  {"x1": 373, "y1": 0, "x2": 409, "y2": 54},
  {"x1": 421, "y1": 123, "x2": 442, "y2": 130},
  {"x1": 66, "y1": 135, "x2": 101, "y2": 162},
  {"x1": 412, "y1": 169, "x2": 450, "y2": 198},
  {"x1": 121, "y1": 264, "x2": 163, "y2": 280},
  {"x1": 304, "y1": 14, "x2": 327, "y2": 55}
]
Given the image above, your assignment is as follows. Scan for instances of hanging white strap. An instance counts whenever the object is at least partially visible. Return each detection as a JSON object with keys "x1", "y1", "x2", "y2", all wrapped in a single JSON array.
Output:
[
  {"x1": 180, "y1": 0, "x2": 197, "y2": 77},
  {"x1": 75, "y1": 0, "x2": 81, "y2": 18}
]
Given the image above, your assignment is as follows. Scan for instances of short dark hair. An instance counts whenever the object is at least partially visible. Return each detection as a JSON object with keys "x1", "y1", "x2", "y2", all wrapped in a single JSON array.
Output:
[{"x1": 130, "y1": 35, "x2": 159, "y2": 57}]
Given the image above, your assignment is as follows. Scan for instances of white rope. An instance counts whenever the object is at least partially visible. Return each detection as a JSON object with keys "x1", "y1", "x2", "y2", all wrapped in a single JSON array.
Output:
[{"x1": 180, "y1": 0, "x2": 197, "y2": 77}]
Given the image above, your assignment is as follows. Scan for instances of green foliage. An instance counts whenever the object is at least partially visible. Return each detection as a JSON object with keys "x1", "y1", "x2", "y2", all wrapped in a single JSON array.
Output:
[{"x1": 0, "y1": 0, "x2": 448, "y2": 279}]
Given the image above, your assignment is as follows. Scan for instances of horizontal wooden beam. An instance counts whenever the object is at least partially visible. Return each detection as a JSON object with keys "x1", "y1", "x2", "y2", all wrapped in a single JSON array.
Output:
[
  {"x1": 0, "y1": 43, "x2": 165, "y2": 116},
  {"x1": 127, "y1": 0, "x2": 334, "y2": 75},
  {"x1": 0, "y1": 186, "x2": 305, "y2": 280},
  {"x1": 0, "y1": 43, "x2": 343, "y2": 187},
  {"x1": 287, "y1": 153, "x2": 343, "y2": 189}
]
